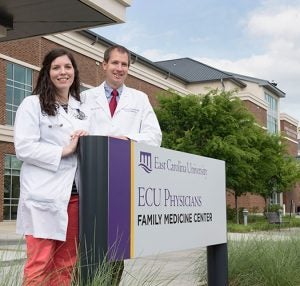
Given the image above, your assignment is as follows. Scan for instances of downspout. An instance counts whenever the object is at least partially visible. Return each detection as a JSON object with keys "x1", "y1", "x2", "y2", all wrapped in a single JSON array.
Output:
[{"x1": 220, "y1": 77, "x2": 225, "y2": 90}]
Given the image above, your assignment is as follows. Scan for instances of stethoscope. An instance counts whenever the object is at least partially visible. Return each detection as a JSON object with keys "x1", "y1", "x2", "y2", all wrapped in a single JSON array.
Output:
[{"x1": 47, "y1": 105, "x2": 87, "y2": 128}]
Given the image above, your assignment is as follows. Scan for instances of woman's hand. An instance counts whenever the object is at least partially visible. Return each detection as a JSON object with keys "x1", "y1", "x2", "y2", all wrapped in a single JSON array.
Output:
[
  {"x1": 70, "y1": 130, "x2": 89, "y2": 139},
  {"x1": 62, "y1": 130, "x2": 89, "y2": 157}
]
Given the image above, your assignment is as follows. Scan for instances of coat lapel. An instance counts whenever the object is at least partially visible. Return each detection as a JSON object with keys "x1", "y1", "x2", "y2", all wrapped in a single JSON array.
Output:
[
  {"x1": 59, "y1": 96, "x2": 80, "y2": 124},
  {"x1": 96, "y1": 94, "x2": 111, "y2": 117},
  {"x1": 95, "y1": 84, "x2": 111, "y2": 118},
  {"x1": 114, "y1": 85, "x2": 130, "y2": 115}
]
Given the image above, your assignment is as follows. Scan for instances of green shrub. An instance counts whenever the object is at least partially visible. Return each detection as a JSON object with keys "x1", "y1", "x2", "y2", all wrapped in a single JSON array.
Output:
[
  {"x1": 197, "y1": 235, "x2": 300, "y2": 285},
  {"x1": 264, "y1": 204, "x2": 282, "y2": 213},
  {"x1": 226, "y1": 206, "x2": 245, "y2": 224},
  {"x1": 228, "y1": 236, "x2": 300, "y2": 285},
  {"x1": 227, "y1": 205, "x2": 236, "y2": 221}
]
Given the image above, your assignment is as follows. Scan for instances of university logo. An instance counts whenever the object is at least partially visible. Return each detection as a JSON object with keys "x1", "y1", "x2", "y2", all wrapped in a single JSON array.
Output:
[{"x1": 138, "y1": 151, "x2": 152, "y2": 173}]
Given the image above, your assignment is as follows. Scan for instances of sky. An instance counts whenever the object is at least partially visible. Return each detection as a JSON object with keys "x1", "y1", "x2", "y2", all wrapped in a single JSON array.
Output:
[{"x1": 92, "y1": 0, "x2": 300, "y2": 121}]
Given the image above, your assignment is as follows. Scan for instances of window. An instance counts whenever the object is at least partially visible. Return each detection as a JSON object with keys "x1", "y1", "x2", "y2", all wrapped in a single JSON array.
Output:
[
  {"x1": 269, "y1": 192, "x2": 280, "y2": 206},
  {"x1": 4, "y1": 155, "x2": 22, "y2": 220},
  {"x1": 264, "y1": 93, "x2": 278, "y2": 134},
  {"x1": 6, "y1": 62, "x2": 33, "y2": 126}
]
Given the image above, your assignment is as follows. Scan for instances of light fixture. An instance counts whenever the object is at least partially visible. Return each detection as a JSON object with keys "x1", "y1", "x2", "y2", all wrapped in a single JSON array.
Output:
[
  {"x1": 0, "y1": 9, "x2": 13, "y2": 39},
  {"x1": 91, "y1": 36, "x2": 99, "y2": 45},
  {"x1": 0, "y1": 25, "x2": 7, "y2": 38}
]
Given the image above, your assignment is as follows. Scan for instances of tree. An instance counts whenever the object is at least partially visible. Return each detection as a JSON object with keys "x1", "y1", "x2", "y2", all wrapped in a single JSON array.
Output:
[
  {"x1": 155, "y1": 89, "x2": 300, "y2": 223},
  {"x1": 252, "y1": 131, "x2": 300, "y2": 206}
]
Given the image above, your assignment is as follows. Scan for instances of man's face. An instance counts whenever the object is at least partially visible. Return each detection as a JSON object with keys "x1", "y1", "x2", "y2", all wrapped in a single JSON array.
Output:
[{"x1": 103, "y1": 49, "x2": 129, "y2": 89}]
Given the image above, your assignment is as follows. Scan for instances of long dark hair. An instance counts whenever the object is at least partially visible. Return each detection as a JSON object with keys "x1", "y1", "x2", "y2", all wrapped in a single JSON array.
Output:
[{"x1": 33, "y1": 48, "x2": 81, "y2": 116}]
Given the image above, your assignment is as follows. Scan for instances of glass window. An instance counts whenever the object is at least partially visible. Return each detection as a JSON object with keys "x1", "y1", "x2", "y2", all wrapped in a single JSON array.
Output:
[
  {"x1": 270, "y1": 192, "x2": 280, "y2": 205},
  {"x1": 264, "y1": 93, "x2": 278, "y2": 134},
  {"x1": 4, "y1": 155, "x2": 22, "y2": 220},
  {"x1": 14, "y1": 65, "x2": 26, "y2": 83},
  {"x1": 6, "y1": 63, "x2": 13, "y2": 78},
  {"x1": 6, "y1": 62, "x2": 33, "y2": 126}
]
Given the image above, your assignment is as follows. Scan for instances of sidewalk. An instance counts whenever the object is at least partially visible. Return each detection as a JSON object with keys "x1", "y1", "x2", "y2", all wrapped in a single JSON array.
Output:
[
  {"x1": 0, "y1": 221, "x2": 26, "y2": 286},
  {"x1": 3, "y1": 221, "x2": 299, "y2": 285},
  {"x1": 0, "y1": 221, "x2": 24, "y2": 245},
  {"x1": 0, "y1": 221, "x2": 204, "y2": 286}
]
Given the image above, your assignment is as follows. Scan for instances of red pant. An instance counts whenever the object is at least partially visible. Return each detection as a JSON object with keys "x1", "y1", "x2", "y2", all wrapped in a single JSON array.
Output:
[{"x1": 23, "y1": 195, "x2": 79, "y2": 286}]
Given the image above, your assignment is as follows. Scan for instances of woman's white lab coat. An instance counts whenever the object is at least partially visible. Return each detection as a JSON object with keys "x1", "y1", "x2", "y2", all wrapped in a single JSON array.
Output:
[
  {"x1": 14, "y1": 95, "x2": 91, "y2": 241},
  {"x1": 81, "y1": 83, "x2": 162, "y2": 147}
]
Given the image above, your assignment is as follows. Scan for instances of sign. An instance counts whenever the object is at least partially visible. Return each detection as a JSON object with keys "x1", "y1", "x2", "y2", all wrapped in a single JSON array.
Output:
[
  {"x1": 130, "y1": 143, "x2": 227, "y2": 258},
  {"x1": 79, "y1": 136, "x2": 227, "y2": 263}
]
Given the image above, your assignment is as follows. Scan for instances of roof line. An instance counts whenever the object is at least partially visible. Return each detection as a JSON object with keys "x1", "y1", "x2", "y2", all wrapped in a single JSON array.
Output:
[{"x1": 79, "y1": 30, "x2": 188, "y2": 84}]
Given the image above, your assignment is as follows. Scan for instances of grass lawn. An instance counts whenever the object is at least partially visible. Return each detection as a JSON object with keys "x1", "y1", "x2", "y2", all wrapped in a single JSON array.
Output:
[
  {"x1": 195, "y1": 217, "x2": 300, "y2": 286},
  {"x1": 227, "y1": 235, "x2": 300, "y2": 286},
  {"x1": 227, "y1": 214, "x2": 300, "y2": 232}
]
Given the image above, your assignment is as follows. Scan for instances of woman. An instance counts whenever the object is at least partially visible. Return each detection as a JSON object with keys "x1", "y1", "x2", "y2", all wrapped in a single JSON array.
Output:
[{"x1": 14, "y1": 48, "x2": 90, "y2": 285}]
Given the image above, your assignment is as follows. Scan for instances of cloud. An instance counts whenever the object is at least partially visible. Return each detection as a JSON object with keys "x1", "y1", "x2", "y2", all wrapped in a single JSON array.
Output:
[
  {"x1": 247, "y1": 5, "x2": 300, "y2": 42},
  {"x1": 195, "y1": 4, "x2": 300, "y2": 122},
  {"x1": 92, "y1": 2, "x2": 300, "y2": 121}
]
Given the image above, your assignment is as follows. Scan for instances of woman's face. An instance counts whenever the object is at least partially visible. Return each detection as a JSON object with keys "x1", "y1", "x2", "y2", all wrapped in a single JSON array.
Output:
[{"x1": 49, "y1": 55, "x2": 74, "y2": 94}]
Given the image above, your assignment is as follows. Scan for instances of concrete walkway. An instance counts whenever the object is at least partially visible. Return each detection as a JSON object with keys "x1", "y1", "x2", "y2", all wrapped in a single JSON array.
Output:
[
  {"x1": 2, "y1": 221, "x2": 299, "y2": 285},
  {"x1": 0, "y1": 221, "x2": 205, "y2": 285}
]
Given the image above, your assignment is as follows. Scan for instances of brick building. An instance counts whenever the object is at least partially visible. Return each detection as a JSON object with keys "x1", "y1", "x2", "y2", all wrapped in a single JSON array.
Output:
[
  {"x1": 156, "y1": 58, "x2": 299, "y2": 213},
  {"x1": 0, "y1": 30, "x2": 298, "y2": 220}
]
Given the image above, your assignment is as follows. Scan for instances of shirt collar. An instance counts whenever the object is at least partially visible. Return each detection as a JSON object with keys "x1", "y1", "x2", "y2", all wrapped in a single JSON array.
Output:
[{"x1": 104, "y1": 82, "x2": 123, "y2": 99}]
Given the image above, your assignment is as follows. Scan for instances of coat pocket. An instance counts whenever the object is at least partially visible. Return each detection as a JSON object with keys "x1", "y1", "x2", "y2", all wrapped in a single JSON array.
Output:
[{"x1": 22, "y1": 195, "x2": 67, "y2": 240}]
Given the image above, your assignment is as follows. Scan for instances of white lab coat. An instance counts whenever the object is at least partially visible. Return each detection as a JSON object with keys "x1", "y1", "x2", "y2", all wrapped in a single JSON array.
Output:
[
  {"x1": 14, "y1": 95, "x2": 91, "y2": 241},
  {"x1": 81, "y1": 83, "x2": 162, "y2": 146}
]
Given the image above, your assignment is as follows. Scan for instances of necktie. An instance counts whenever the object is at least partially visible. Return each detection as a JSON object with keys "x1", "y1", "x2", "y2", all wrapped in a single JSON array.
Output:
[{"x1": 109, "y1": 89, "x2": 118, "y2": 117}]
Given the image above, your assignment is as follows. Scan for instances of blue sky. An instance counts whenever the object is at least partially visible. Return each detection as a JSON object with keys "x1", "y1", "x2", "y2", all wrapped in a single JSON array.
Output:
[{"x1": 92, "y1": 0, "x2": 300, "y2": 121}]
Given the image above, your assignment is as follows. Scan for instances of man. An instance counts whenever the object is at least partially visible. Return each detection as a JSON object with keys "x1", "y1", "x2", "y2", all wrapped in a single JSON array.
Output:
[
  {"x1": 81, "y1": 44, "x2": 162, "y2": 284},
  {"x1": 81, "y1": 44, "x2": 162, "y2": 147}
]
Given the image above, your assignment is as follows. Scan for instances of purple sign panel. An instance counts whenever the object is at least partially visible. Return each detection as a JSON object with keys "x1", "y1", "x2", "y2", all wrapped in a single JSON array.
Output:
[{"x1": 108, "y1": 138, "x2": 131, "y2": 260}]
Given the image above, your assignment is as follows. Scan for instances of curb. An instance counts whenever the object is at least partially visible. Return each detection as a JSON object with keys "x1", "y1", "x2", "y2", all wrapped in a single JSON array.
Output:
[{"x1": 0, "y1": 239, "x2": 25, "y2": 246}]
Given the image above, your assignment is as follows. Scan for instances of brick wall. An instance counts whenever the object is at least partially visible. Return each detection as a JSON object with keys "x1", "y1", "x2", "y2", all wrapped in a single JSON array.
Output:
[
  {"x1": 0, "y1": 38, "x2": 42, "y2": 66},
  {"x1": 280, "y1": 120, "x2": 298, "y2": 142},
  {"x1": 284, "y1": 139, "x2": 298, "y2": 156},
  {"x1": 280, "y1": 119, "x2": 298, "y2": 156},
  {"x1": 243, "y1": 100, "x2": 267, "y2": 127},
  {"x1": 126, "y1": 75, "x2": 164, "y2": 106},
  {"x1": 279, "y1": 119, "x2": 299, "y2": 211},
  {"x1": 0, "y1": 37, "x2": 165, "y2": 106},
  {"x1": 235, "y1": 99, "x2": 268, "y2": 212},
  {"x1": 226, "y1": 191, "x2": 266, "y2": 213},
  {"x1": 284, "y1": 183, "x2": 300, "y2": 213}
]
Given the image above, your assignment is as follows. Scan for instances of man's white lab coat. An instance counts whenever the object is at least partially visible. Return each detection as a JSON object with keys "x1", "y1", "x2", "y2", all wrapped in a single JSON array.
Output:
[{"x1": 81, "y1": 83, "x2": 162, "y2": 146}]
